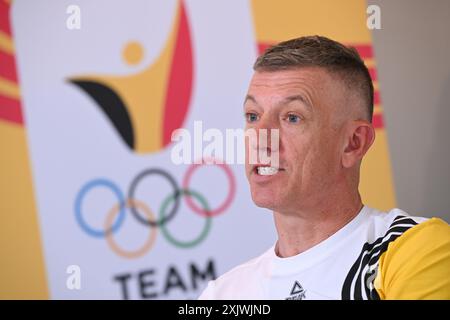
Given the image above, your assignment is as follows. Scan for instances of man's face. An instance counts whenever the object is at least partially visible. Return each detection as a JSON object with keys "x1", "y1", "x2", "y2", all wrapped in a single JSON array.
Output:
[{"x1": 244, "y1": 67, "x2": 348, "y2": 214}]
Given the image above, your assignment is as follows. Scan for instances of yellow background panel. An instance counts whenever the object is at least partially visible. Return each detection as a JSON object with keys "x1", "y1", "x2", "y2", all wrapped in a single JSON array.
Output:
[
  {"x1": 0, "y1": 121, "x2": 48, "y2": 299},
  {"x1": 251, "y1": 0, "x2": 371, "y2": 44}
]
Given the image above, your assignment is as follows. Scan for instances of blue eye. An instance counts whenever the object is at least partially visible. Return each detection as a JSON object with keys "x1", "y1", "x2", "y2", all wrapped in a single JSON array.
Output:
[
  {"x1": 246, "y1": 113, "x2": 259, "y2": 123},
  {"x1": 287, "y1": 114, "x2": 300, "y2": 123}
]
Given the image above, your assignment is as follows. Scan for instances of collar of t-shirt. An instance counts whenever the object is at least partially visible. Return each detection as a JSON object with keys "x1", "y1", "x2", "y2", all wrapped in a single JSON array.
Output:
[{"x1": 267, "y1": 205, "x2": 370, "y2": 276}]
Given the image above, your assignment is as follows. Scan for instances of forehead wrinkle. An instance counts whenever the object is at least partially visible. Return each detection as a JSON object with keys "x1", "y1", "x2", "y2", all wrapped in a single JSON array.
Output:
[
  {"x1": 279, "y1": 94, "x2": 313, "y2": 112},
  {"x1": 252, "y1": 81, "x2": 316, "y2": 102}
]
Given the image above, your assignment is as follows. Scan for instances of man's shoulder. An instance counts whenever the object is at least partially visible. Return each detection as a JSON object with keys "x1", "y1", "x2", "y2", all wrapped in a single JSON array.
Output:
[
  {"x1": 348, "y1": 206, "x2": 446, "y2": 257},
  {"x1": 366, "y1": 206, "x2": 427, "y2": 223},
  {"x1": 375, "y1": 213, "x2": 450, "y2": 299},
  {"x1": 366, "y1": 206, "x2": 450, "y2": 275},
  {"x1": 386, "y1": 214, "x2": 450, "y2": 249},
  {"x1": 370, "y1": 207, "x2": 449, "y2": 234},
  {"x1": 363, "y1": 206, "x2": 430, "y2": 238}
]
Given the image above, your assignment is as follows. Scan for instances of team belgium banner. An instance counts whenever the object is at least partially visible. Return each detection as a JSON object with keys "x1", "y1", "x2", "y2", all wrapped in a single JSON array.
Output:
[{"x1": 0, "y1": 0, "x2": 395, "y2": 299}]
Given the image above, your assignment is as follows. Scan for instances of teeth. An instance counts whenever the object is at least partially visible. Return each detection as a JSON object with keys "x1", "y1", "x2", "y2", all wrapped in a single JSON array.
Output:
[{"x1": 257, "y1": 167, "x2": 279, "y2": 176}]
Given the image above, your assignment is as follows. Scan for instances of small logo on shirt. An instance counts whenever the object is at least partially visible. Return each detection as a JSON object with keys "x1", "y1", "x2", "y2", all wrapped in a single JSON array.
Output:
[{"x1": 286, "y1": 281, "x2": 306, "y2": 300}]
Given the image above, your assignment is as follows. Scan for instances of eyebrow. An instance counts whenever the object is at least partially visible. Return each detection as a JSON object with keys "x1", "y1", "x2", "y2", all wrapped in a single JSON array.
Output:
[
  {"x1": 282, "y1": 95, "x2": 312, "y2": 111},
  {"x1": 244, "y1": 94, "x2": 312, "y2": 111},
  {"x1": 244, "y1": 94, "x2": 257, "y2": 106}
]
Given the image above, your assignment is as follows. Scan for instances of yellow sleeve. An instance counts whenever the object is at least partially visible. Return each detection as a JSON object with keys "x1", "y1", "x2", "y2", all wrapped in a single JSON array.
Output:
[{"x1": 375, "y1": 218, "x2": 450, "y2": 299}]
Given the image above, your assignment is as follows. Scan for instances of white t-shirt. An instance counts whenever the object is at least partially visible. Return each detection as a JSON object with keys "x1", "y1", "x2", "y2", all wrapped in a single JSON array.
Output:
[{"x1": 198, "y1": 206, "x2": 450, "y2": 300}]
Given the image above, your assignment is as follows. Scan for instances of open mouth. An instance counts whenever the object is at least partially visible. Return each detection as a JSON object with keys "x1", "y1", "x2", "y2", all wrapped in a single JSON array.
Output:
[{"x1": 254, "y1": 166, "x2": 285, "y2": 176}]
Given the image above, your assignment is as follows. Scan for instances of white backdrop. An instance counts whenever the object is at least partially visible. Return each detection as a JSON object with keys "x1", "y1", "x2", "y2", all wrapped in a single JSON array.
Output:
[{"x1": 12, "y1": 0, "x2": 276, "y2": 299}]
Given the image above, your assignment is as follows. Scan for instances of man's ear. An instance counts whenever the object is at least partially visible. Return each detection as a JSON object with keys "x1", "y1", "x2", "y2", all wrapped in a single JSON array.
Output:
[{"x1": 342, "y1": 120, "x2": 375, "y2": 168}]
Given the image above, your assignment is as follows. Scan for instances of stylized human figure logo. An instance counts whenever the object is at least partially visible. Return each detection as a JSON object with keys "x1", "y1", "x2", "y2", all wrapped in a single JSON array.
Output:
[{"x1": 68, "y1": 2, "x2": 193, "y2": 154}]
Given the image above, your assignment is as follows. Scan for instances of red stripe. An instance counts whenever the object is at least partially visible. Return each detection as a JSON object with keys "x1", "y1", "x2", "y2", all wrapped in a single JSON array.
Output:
[
  {"x1": 374, "y1": 91, "x2": 381, "y2": 105},
  {"x1": 0, "y1": 94, "x2": 23, "y2": 124},
  {"x1": 162, "y1": 1, "x2": 193, "y2": 146},
  {"x1": 372, "y1": 113, "x2": 384, "y2": 129},
  {"x1": 0, "y1": 1, "x2": 11, "y2": 35},
  {"x1": 258, "y1": 42, "x2": 272, "y2": 55},
  {"x1": 0, "y1": 2, "x2": 23, "y2": 125},
  {"x1": 368, "y1": 67, "x2": 377, "y2": 82},
  {"x1": 0, "y1": 50, "x2": 18, "y2": 82},
  {"x1": 352, "y1": 44, "x2": 373, "y2": 59}
]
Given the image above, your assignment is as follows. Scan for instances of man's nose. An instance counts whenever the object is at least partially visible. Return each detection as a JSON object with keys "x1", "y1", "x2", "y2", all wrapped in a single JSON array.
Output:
[{"x1": 250, "y1": 117, "x2": 280, "y2": 153}]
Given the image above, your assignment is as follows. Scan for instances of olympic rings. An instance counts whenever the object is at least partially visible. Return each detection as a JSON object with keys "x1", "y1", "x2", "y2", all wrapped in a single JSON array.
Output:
[
  {"x1": 105, "y1": 199, "x2": 157, "y2": 259},
  {"x1": 75, "y1": 179, "x2": 126, "y2": 238},
  {"x1": 160, "y1": 189, "x2": 211, "y2": 248},
  {"x1": 128, "y1": 168, "x2": 180, "y2": 227},
  {"x1": 74, "y1": 159, "x2": 235, "y2": 258},
  {"x1": 182, "y1": 158, "x2": 236, "y2": 217}
]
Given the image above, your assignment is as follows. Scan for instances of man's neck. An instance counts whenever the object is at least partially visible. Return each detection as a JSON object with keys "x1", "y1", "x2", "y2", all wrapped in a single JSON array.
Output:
[{"x1": 273, "y1": 195, "x2": 363, "y2": 258}]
